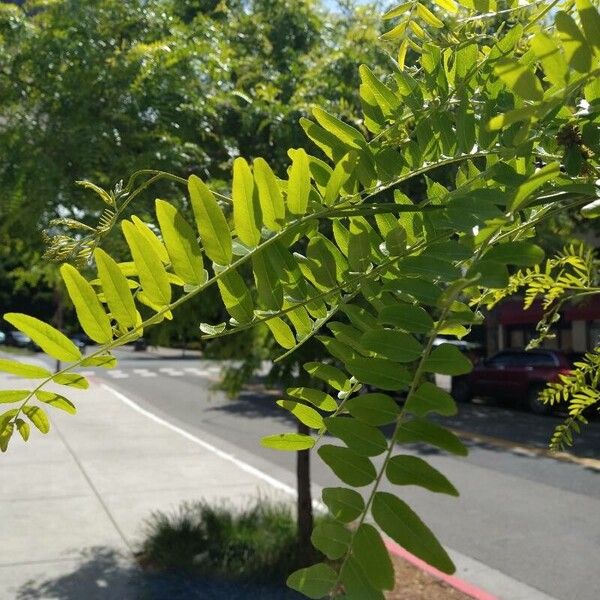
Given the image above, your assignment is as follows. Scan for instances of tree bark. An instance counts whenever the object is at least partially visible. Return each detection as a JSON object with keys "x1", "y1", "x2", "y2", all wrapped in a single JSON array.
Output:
[{"x1": 296, "y1": 421, "x2": 314, "y2": 564}]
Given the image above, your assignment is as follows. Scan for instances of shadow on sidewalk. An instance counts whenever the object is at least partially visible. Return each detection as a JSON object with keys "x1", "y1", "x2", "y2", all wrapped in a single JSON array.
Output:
[{"x1": 16, "y1": 546, "x2": 302, "y2": 600}]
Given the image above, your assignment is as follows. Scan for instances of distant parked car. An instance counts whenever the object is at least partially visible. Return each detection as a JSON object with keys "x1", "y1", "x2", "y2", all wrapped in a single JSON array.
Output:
[
  {"x1": 4, "y1": 330, "x2": 33, "y2": 348},
  {"x1": 451, "y1": 349, "x2": 573, "y2": 415},
  {"x1": 0, "y1": 331, "x2": 5, "y2": 345}
]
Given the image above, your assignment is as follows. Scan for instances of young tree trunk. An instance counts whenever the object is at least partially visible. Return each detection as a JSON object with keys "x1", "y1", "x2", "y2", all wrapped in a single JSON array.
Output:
[
  {"x1": 296, "y1": 421, "x2": 314, "y2": 563},
  {"x1": 53, "y1": 285, "x2": 64, "y2": 373}
]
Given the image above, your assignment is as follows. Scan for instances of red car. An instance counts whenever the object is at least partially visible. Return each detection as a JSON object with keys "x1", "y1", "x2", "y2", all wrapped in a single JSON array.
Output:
[{"x1": 451, "y1": 349, "x2": 573, "y2": 414}]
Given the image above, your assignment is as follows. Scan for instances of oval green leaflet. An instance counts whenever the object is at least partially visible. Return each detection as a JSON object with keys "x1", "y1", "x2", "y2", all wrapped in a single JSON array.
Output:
[
  {"x1": 232, "y1": 157, "x2": 261, "y2": 247},
  {"x1": 61, "y1": 263, "x2": 113, "y2": 345},
  {"x1": 318, "y1": 444, "x2": 377, "y2": 486},
  {"x1": 372, "y1": 492, "x2": 455, "y2": 574},
  {"x1": 260, "y1": 433, "x2": 315, "y2": 451},
  {"x1": 386, "y1": 455, "x2": 459, "y2": 495},
  {"x1": 0, "y1": 359, "x2": 51, "y2": 379},
  {"x1": 253, "y1": 157, "x2": 285, "y2": 231},
  {"x1": 187, "y1": 174, "x2": 233, "y2": 265},
  {"x1": 155, "y1": 199, "x2": 206, "y2": 286},
  {"x1": 287, "y1": 148, "x2": 311, "y2": 216},
  {"x1": 276, "y1": 400, "x2": 324, "y2": 429},
  {"x1": 322, "y1": 487, "x2": 365, "y2": 522},
  {"x1": 94, "y1": 248, "x2": 138, "y2": 331},
  {"x1": 3, "y1": 313, "x2": 81, "y2": 362},
  {"x1": 122, "y1": 220, "x2": 172, "y2": 308}
]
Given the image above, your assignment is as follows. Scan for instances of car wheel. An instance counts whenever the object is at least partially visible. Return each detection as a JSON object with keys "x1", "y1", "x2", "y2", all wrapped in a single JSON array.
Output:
[
  {"x1": 451, "y1": 377, "x2": 472, "y2": 403},
  {"x1": 527, "y1": 384, "x2": 550, "y2": 415}
]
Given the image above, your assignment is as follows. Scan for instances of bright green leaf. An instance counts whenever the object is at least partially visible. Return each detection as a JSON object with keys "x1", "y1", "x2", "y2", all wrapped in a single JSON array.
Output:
[
  {"x1": 61, "y1": 264, "x2": 112, "y2": 344},
  {"x1": 261, "y1": 433, "x2": 315, "y2": 451},
  {"x1": 372, "y1": 492, "x2": 455, "y2": 574},
  {"x1": 0, "y1": 359, "x2": 51, "y2": 379},
  {"x1": 4, "y1": 313, "x2": 81, "y2": 362},
  {"x1": 277, "y1": 400, "x2": 324, "y2": 429},
  {"x1": 345, "y1": 393, "x2": 400, "y2": 426},
  {"x1": 324, "y1": 416, "x2": 387, "y2": 456},
  {"x1": 387, "y1": 455, "x2": 459, "y2": 495},
  {"x1": 322, "y1": 487, "x2": 365, "y2": 522},
  {"x1": 318, "y1": 444, "x2": 377, "y2": 486}
]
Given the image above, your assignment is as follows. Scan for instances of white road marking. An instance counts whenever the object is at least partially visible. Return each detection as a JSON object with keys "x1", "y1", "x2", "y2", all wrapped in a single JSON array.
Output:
[
  {"x1": 158, "y1": 367, "x2": 184, "y2": 376},
  {"x1": 183, "y1": 367, "x2": 212, "y2": 376},
  {"x1": 107, "y1": 370, "x2": 129, "y2": 379},
  {"x1": 101, "y1": 383, "x2": 298, "y2": 498},
  {"x1": 133, "y1": 368, "x2": 157, "y2": 377}
]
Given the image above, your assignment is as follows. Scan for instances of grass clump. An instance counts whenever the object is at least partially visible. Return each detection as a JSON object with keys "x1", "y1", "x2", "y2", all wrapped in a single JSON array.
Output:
[{"x1": 138, "y1": 500, "x2": 322, "y2": 584}]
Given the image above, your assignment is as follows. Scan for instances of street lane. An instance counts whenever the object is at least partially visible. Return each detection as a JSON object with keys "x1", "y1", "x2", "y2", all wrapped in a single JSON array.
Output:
[{"x1": 35, "y1": 350, "x2": 600, "y2": 600}]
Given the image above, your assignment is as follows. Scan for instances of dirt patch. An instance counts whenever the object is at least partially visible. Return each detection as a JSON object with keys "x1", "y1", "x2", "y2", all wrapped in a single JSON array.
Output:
[{"x1": 386, "y1": 552, "x2": 472, "y2": 600}]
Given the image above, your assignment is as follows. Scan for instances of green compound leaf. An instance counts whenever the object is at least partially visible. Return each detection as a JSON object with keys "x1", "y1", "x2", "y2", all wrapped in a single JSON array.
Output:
[
  {"x1": 52, "y1": 373, "x2": 89, "y2": 390},
  {"x1": 378, "y1": 303, "x2": 434, "y2": 334},
  {"x1": 556, "y1": 10, "x2": 592, "y2": 73},
  {"x1": 188, "y1": 174, "x2": 233, "y2": 265},
  {"x1": 324, "y1": 416, "x2": 387, "y2": 457},
  {"x1": 16, "y1": 418, "x2": 30, "y2": 442},
  {"x1": 232, "y1": 157, "x2": 261, "y2": 248},
  {"x1": 4, "y1": 313, "x2": 81, "y2": 362},
  {"x1": 322, "y1": 487, "x2": 365, "y2": 523},
  {"x1": 95, "y1": 248, "x2": 137, "y2": 331},
  {"x1": 287, "y1": 387, "x2": 338, "y2": 411},
  {"x1": 318, "y1": 444, "x2": 377, "y2": 486},
  {"x1": 22, "y1": 405, "x2": 50, "y2": 434},
  {"x1": 406, "y1": 382, "x2": 457, "y2": 417},
  {"x1": 155, "y1": 199, "x2": 206, "y2": 286},
  {"x1": 122, "y1": 220, "x2": 171, "y2": 308},
  {"x1": 0, "y1": 359, "x2": 51, "y2": 379},
  {"x1": 510, "y1": 162, "x2": 560, "y2": 213},
  {"x1": 397, "y1": 418, "x2": 468, "y2": 456},
  {"x1": 217, "y1": 270, "x2": 255, "y2": 324},
  {"x1": 276, "y1": 400, "x2": 324, "y2": 430},
  {"x1": 0, "y1": 421, "x2": 14, "y2": 452},
  {"x1": 483, "y1": 242, "x2": 545, "y2": 266},
  {"x1": 494, "y1": 59, "x2": 543, "y2": 101},
  {"x1": 312, "y1": 107, "x2": 365, "y2": 150},
  {"x1": 311, "y1": 520, "x2": 351, "y2": 559},
  {"x1": 261, "y1": 433, "x2": 315, "y2": 451},
  {"x1": 345, "y1": 393, "x2": 400, "y2": 425},
  {"x1": 340, "y1": 555, "x2": 384, "y2": 600},
  {"x1": 253, "y1": 157, "x2": 285, "y2": 232},
  {"x1": 360, "y1": 329, "x2": 423, "y2": 362},
  {"x1": 61, "y1": 264, "x2": 112, "y2": 345},
  {"x1": 0, "y1": 390, "x2": 30, "y2": 403},
  {"x1": 35, "y1": 391, "x2": 77, "y2": 415},
  {"x1": 387, "y1": 455, "x2": 459, "y2": 496},
  {"x1": 304, "y1": 362, "x2": 350, "y2": 392},
  {"x1": 81, "y1": 354, "x2": 117, "y2": 369},
  {"x1": 287, "y1": 563, "x2": 337, "y2": 599},
  {"x1": 372, "y1": 491, "x2": 455, "y2": 574},
  {"x1": 346, "y1": 357, "x2": 411, "y2": 390},
  {"x1": 423, "y1": 343, "x2": 472, "y2": 375},
  {"x1": 266, "y1": 317, "x2": 296, "y2": 350},
  {"x1": 353, "y1": 523, "x2": 395, "y2": 591},
  {"x1": 131, "y1": 215, "x2": 169, "y2": 264},
  {"x1": 467, "y1": 260, "x2": 509, "y2": 288},
  {"x1": 287, "y1": 148, "x2": 311, "y2": 216}
]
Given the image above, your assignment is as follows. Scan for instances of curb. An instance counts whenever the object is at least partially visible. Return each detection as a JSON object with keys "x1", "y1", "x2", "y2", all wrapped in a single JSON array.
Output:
[
  {"x1": 449, "y1": 427, "x2": 600, "y2": 472},
  {"x1": 384, "y1": 539, "x2": 498, "y2": 600}
]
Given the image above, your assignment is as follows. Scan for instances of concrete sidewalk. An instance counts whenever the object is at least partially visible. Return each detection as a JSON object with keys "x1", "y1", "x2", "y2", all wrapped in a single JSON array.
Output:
[{"x1": 0, "y1": 372, "x2": 293, "y2": 600}]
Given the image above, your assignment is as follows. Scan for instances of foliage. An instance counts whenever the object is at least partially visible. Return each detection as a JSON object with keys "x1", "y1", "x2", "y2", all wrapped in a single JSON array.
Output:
[
  {"x1": 138, "y1": 499, "x2": 322, "y2": 583},
  {"x1": 2, "y1": 0, "x2": 600, "y2": 598},
  {"x1": 479, "y1": 242, "x2": 600, "y2": 451}
]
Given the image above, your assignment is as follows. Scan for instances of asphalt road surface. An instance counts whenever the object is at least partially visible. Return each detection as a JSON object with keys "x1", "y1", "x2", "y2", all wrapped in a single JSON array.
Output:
[{"x1": 47, "y1": 349, "x2": 600, "y2": 600}]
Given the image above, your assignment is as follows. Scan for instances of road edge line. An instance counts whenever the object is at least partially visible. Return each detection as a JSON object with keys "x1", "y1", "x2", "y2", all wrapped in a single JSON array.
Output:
[{"x1": 101, "y1": 381, "x2": 507, "y2": 600}]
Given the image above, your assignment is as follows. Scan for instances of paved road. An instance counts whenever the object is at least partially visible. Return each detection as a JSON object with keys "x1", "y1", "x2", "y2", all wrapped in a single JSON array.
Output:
[{"x1": 41, "y1": 349, "x2": 600, "y2": 599}]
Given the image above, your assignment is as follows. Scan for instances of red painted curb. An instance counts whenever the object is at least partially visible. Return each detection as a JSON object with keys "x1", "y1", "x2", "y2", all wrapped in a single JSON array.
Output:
[{"x1": 384, "y1": 539, "x2": 498, "y2": 600}]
